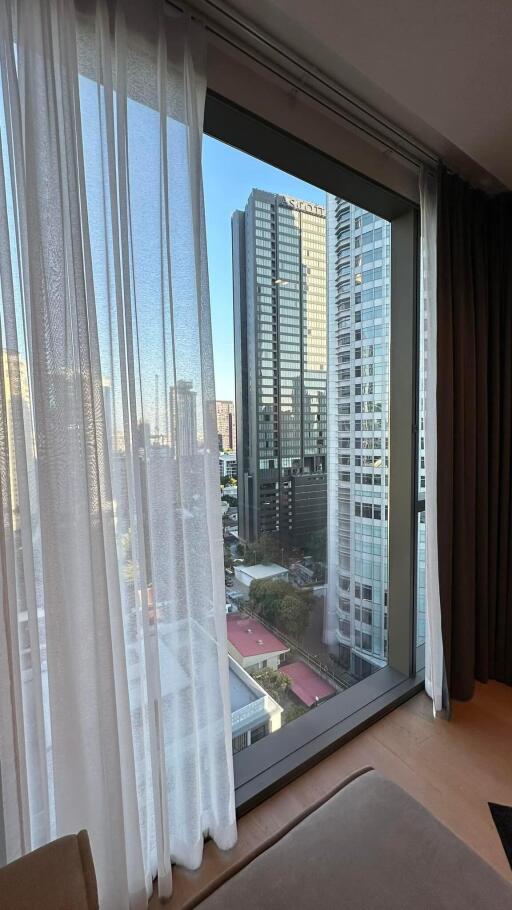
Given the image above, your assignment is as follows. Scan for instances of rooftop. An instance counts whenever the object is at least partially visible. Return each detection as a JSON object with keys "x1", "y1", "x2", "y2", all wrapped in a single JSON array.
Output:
[
  {"x1": 235, "y1": 563, "x2": 288, "y2": 581},
  {"x1": 279, "y1": 661, "x2": 336, "y2": 707},
  {"x1": 229, "y1": 664, "x2": 258, "y2": 712},
  {"x1": 227, "y1": 615, "x2": 289, "y2": 658}
]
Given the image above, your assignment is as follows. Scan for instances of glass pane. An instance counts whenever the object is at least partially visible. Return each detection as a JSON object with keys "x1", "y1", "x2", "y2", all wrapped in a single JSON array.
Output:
[
  {"x1": 417, "y1": 237, "x2": 427, "y2": 648},
  {"x1": 417, "y1": 510, "x2": 426, "y2": 647},
  {"x1": 203, "y1": 135, "x2": 391, "y2": 755},
  {"x1": 418, "y1": 270, "x2": 427, "y2": 499}
]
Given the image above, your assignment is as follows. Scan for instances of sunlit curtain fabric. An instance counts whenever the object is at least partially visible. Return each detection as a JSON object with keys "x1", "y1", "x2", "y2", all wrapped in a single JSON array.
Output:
[
  {"x1": 419, "y1": 167, "x2": 447, "y2": 716},
  {"x1": 0, "y1": 0, "x2": 236, "y2": 906}
]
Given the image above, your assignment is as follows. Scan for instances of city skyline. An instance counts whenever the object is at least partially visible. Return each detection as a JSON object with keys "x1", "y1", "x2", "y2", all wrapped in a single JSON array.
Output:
[
  {"x1": 0, "y1": 132, "x2": 426, "y2": 755},
  {"x1": 1, "y1": 139, "x2": 324, "y2": 427},
  {"x1": 227, "y1": 179, "x2": 398, "y2": 682}
]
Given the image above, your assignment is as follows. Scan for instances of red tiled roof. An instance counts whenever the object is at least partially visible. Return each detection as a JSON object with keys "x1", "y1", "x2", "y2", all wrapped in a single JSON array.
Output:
[
  {"x1": 278, "y1": 661, "x2": 336, "y2": 707},
  {"x1": 227, "y1": 615, "x2": 289, "y2": 658}
]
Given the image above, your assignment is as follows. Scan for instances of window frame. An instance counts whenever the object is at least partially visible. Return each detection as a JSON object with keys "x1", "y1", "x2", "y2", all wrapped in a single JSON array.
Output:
[{"x1": 204, "y1": 90, "x2": 424, "y2": 813}]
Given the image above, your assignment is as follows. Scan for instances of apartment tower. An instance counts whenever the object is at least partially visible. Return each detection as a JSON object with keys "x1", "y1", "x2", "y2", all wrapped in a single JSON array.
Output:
[
  {"x1": 216, "y1": 400, "x2": 236, "y2": 451},
  {"x1": 232, "y1": 190, "x2": 327, "y2": 549},
  {"x1": 325, "y1": 199, "x2": 391, "y2": 680}
]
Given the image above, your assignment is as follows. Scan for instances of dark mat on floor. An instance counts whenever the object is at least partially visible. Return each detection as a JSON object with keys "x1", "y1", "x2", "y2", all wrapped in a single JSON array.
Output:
[{"x1": 489, "y1": 803, "x2": 512, "y2": 870}]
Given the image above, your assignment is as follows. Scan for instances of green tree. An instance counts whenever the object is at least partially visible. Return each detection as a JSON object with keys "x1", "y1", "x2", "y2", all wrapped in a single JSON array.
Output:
[
  {"x1": 249, "y1": 578, "x2": 313, "y2": 642},
  {"x1": 305, "y1": 527, "x2": 327, "y2": 565},
  {"x1": 252, "y1": 667, "x2": 291, "y2": 705},
  {"x1": 244, "y1": 533, "x2": 280, "y2": 566},
  {"x1": 249, "y1": 578, "x2": 288, "y2": 624},
  {"x1": 278, "y1": 593, "x2": 310, "y2": 641},
  {"x1": 224, "y1": 546, "x2": 233, "y2": 571}
]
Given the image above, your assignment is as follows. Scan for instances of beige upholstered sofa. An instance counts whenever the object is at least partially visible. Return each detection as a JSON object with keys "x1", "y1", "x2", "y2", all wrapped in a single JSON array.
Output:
[
  {"x1": 2, "y1": 771, "x2": 511, "y2": 909},
  {"x1": 196, "y1": 769, "x2": 512, "y2": 910}
]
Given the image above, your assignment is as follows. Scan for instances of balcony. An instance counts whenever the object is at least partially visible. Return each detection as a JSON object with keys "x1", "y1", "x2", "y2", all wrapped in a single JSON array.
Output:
[{"x1": 229, "y1": 657, "x2": 283, "y2": 737}]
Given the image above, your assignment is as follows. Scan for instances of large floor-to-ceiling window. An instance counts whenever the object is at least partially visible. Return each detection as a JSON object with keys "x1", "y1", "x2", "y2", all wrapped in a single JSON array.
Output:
[{"x1": 203, "y1": 94, "x2": 423, "y2": 806}]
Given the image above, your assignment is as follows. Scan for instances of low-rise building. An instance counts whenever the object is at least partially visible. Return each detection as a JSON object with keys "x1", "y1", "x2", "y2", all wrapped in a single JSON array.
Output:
[
  {"x1": 229, "y1": 656, "x2": 282, "y2": 753},
  {"x1": 219, "y1": 451, "x2": 237, "y2": 479},
  {"x1": 278, "y1": 660, "x2": 336, "y2": 708},
  {"x1": 233, "y1": 562, "x2": 288, "y2": 588},
  {"x1": 290, "y1": 557, "x2": 316, "y2": 587},
  {"x1": 227, "y1": 613, "x2": 289, "y2": 671}
]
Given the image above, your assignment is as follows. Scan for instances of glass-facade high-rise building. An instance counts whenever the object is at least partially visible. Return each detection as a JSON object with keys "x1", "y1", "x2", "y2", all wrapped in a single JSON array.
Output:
[
  {"x1": 169, "y1": 380, "x2": 198, "y2": 458},
  {"x1": 324, "y1": 196, "x2": 426, "y2": 678},
  {"x1": 232, "y1": 190, "x2": 327, "y2": 548},
  {"x1": 324, "y1": 198, "x2": 392, "y2": 679}
]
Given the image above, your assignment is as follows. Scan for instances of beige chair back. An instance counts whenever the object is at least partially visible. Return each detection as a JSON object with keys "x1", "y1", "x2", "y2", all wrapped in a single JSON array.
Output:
[{"x1": 0, "y1": 829, "x2": 98, "y2": 910}]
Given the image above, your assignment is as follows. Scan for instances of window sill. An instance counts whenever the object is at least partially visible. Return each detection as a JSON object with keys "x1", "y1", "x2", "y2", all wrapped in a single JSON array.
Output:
[{"x1": 234, "y1": 662, "x2": 425, "y2": 813}]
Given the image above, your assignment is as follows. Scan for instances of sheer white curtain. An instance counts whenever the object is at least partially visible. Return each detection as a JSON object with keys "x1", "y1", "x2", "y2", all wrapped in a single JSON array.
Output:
[
  {"x1": 0, "y1": 0, "x2": 236, "y2": 905},
  {"x1": 419, "y1": 166, "x2": 446, "y2": 716}
]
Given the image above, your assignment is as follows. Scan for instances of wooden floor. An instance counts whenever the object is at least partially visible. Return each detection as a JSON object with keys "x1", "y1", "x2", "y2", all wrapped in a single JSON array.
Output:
[{"x1": 157, "y1": 681, "x2": 512, "y2": 908}]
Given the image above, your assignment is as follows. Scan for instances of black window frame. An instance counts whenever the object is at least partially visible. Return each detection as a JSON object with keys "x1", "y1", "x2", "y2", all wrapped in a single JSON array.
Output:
[{"x1": 204, "y1": 90, "x2": 424, "y2": 814}]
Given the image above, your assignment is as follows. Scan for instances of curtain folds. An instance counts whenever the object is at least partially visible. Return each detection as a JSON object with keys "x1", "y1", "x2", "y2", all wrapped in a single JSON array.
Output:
[
  {"x1": 419, "y1": 167, "x2": 448, "y2": 716},
  {"x1": 436, "y1": 167, "x2": 512, "y2": 701},
  {"x1": 0, "y1": 0, "x2": 236, "y2": 906}
]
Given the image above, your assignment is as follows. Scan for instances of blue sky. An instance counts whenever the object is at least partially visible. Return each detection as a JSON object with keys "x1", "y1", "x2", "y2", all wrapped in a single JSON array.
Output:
[{"x1": 202, "y1": 135, "x2": 326, "y2": 401}]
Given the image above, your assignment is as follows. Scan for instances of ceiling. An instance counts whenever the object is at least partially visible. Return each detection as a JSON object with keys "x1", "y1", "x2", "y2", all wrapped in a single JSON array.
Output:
[{"x1": 225, "y1": 0, "x2": 512, "y2": 191}]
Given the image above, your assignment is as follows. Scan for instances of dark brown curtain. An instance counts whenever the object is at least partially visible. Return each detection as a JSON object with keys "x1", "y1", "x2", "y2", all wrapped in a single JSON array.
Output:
[{"x1": 437, "y1": 168, "x2": 512, "y2": 701}]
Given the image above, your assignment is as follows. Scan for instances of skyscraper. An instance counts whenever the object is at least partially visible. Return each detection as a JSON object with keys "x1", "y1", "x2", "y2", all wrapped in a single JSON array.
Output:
[
  {"x1": 325, "y1": 199, "x2": 391, "y2": 680},
  {"x1": 216, "y1": 400, "x2": 236, "y2": 451},
  {"x1": 169, "y1": 380, "x2": 198, "y2": 457},
  {"x1": 232, "y1": 190, "x2": 327, "y2": 548}
]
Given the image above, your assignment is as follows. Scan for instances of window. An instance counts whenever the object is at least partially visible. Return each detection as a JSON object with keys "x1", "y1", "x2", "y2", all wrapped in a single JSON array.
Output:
[
  {"x1": 417, "y1": 274, "x2": 427, "y2": 649},
  {"x1": 232, "y1": 732, "x2": 249, "y2": 754},
  {"x1": 204, "y1": 93, "x2": 420, "y2": 809},
  {"x1": 250, "y1": 724, "x2": 268, "y2": 744},
  {"x1": 362, "y1": 632, "x2": 373, "y2": 652},
  {"x1": 362, "y1": 607, "x2": 373, "y2": 625},
  {"x1": 417, "y1": 511, "x2": 426, "y2": 647},
  {"x1": 340, "y1": 619, "x2": 351, "y2": 637}
]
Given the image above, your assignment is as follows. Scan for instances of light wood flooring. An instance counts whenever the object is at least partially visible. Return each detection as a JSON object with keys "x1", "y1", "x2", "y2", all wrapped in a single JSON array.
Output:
[{"x1": 153, "y1": 681, "x2": 512, "y2": 908}]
